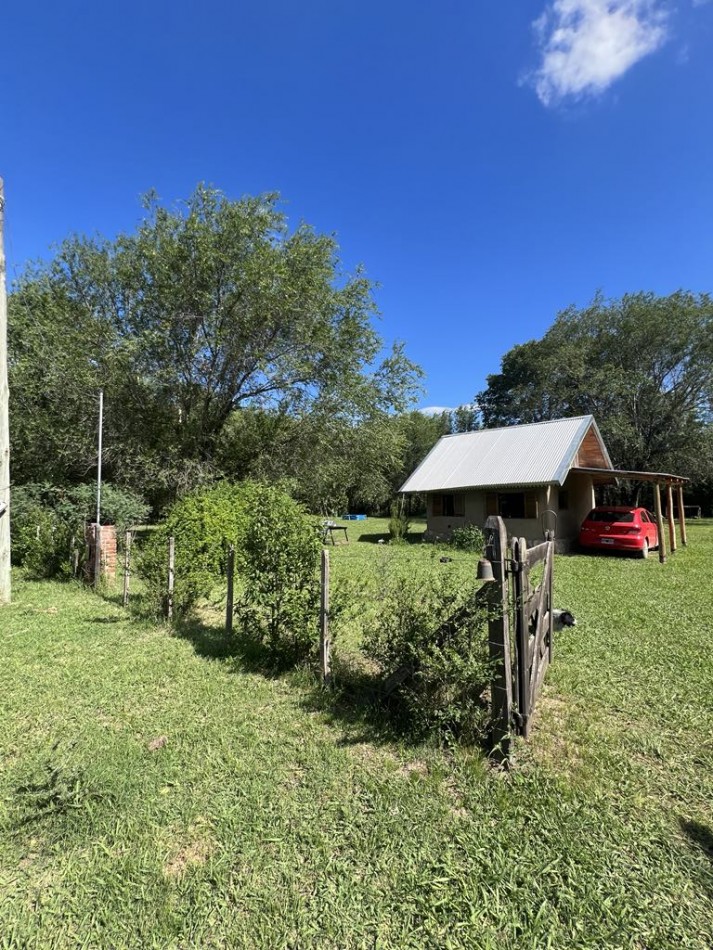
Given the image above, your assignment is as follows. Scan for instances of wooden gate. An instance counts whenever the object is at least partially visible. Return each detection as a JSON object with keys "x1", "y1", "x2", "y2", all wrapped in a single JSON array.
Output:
[
  {"x1": 511, "y1": 533, "x2": 554, "y2": 739},
  {"x1": 483, "y1": 516, "x2": 556, "y2": 758}
]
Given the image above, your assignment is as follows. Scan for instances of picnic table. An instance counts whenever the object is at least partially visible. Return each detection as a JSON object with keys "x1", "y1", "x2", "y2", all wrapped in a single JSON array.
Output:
[{"x1": 319, "y1": 521, "x2": 349, "y2": 545}]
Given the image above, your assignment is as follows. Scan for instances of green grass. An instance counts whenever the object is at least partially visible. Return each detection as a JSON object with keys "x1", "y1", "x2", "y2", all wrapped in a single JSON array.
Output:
[{"x1": 1, "y1": 521, "x2": 712, "y2": 947}]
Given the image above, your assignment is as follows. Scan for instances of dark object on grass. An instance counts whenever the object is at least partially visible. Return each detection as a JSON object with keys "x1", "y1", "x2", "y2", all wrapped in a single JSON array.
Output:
[
  {"x1": 439, "y1": 556, "x2": 453, "y2": 563},
  {"x1": 553, "y1": 609, "x2": 576, "y2": 629}
]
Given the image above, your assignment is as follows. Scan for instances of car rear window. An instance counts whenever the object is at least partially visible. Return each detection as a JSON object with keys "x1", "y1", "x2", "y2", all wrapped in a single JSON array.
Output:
[{"x1": 586, "y1": 510, "x2": 635, "y2": 523}]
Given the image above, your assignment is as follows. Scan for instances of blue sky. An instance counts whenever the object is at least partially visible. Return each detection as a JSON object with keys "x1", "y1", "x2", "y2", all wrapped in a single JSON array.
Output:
[{"x1": 2, "y1": 1, "x2": 712, "y2": 410}]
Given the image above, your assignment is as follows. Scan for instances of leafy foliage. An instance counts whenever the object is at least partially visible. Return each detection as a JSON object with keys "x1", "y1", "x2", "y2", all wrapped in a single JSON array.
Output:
[
  {"x1": 449, "y1": 524, "x2": 484, "y2": 552},
  {"x1": 239, "y1": 486, "x2": 322, "y2": 662},
  {"x1": 388, "y1": 500, "x2": 411, "y2": 541},
  {"x1": 137, "y1": 482, "x2": 258, "y2": 616},
  {"x1": 10, "y1": 186, "x2": 422, "y2": 510},
  {"x1": 362, "y1": 561, "x2": 491, "y2": 740},
  {"x1": 477, "y1": 291, "x2": 713, "y2": 495},
  {"x1": 11, "y1": 482, "x2": 149, "y2": 578}
]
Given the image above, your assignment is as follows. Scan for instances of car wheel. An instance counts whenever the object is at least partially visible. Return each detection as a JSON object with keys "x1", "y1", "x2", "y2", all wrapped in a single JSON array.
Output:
[{"x1": 639, "y1": 539, "x2": 649, "y2": 559}]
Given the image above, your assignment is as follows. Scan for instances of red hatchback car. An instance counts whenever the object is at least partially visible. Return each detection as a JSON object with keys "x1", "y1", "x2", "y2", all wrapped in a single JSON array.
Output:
[{"x1": 579, "y1": 506, "x2": 659, "y2": 558}]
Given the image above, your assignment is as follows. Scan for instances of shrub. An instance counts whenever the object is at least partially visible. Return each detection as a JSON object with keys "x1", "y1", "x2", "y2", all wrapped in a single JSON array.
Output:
[
  {"x1": 388, "y1": 500, "x2": 411, "y2": 542},
  {"x1": 239, "y1": 485, "x2": 322, "y2": 662},
  {"x1": 449, "y1": 524, "x2": 484, "y2": 552},
  {"x1": 11, "y1": 482, "x2": 150, "y2": 578},
  {"x1": 137, "y1": 481, "x2": 259, "y2": 616},
  {"x1": 362, "y1": 558, "x2": 491, "y2": 741}
]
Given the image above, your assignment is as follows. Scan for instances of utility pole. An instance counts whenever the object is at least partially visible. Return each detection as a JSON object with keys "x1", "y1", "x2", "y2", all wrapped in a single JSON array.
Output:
[{"x1": 0, "y1": 179, "x2": 11, "y2": 604}]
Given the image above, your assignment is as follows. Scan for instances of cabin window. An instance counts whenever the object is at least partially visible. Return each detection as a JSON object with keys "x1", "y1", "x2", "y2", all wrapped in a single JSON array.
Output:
[
  {"x1": 431, "y1": 493, "x2": 465, "y2": 517},
  {"x1": 486, "y1": 491, "x2": 539, "y2": 520},
  {"x1": 558, "y1": 490, "x2": 569, "y2": 511}
]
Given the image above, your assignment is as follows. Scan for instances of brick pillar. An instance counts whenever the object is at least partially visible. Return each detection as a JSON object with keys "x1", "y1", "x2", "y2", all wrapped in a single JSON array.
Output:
[{"x1": 85, "y1": 523, "x2": 118, "y2": 582}]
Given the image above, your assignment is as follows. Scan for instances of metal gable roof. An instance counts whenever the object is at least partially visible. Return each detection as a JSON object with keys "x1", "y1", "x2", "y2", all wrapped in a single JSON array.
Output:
[{"x1": 400, "y1": 415, "x2": 612, "y2": 493}]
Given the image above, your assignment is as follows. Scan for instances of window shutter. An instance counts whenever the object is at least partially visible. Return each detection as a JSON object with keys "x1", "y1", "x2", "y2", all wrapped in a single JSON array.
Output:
[
  {"x1": 453, "y1": 494, "x2": 465, "y2": 516},
  {"x1": 525, "y1": 492, "x2": 538, "y2": 519},
  {"x1": 486, "y1": 492, "x2": 498, "y2": 516},
  {"x1": 432, "y1": 495, "x2": 443, "y2": 517}
]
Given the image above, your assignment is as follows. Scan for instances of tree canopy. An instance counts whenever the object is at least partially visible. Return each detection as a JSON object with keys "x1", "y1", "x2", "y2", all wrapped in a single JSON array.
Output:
[
  {"x1": 477, "y1": 291, "x2": 713, "y2": 486},
  {"x1": 10, "y1": 186, "x2": 423, "y2": 509}
]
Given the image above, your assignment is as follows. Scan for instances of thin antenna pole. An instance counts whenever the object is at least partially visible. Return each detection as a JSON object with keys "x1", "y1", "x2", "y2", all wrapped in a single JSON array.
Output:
[{"x1": 94, "y1": 389, "x2": 103, "y2": 589}]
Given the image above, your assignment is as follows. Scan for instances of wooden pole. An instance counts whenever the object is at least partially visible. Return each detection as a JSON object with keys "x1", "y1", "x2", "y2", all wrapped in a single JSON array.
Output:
[
  {"x1": 319, "y1": 548, "x2": 331, "y2": 684},
  {"x1": 677, "y1": 485, "x2": 687, "y2": 547},
  {"x1": 225, "y1": 544, "x2": 235, "y2": 634},
  {"x1": 167, "y1": 536, "x2": 175, "y2": 620},
  {"x1": 0, "y1": 179, "x2": 11, "y2": 604},
  {"x1": 122, "y1": 530, "x2": 131, "y2": 607},
  {"x1": 484, "y1": 515, "x2": 513, "y2": 762},
  {"x1": 653, "y1": 483, "x2": 666, "y2": 564},
  {"x1": 666, "y1": 484, "x2": 676, "y2": 554}
]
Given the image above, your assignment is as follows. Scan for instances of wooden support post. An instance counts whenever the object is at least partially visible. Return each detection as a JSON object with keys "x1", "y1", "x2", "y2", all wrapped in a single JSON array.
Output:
[
  {"x1": 514, "y1": 537, "x2": 531, "y2": 737},
  {"x1": 546, "y1": 531, "x2": 554, "y2": 665},
  {"x1": 677, "y1": 485, "x2": 687, "y2": 546},
  {"x1": 666, "y1": 484, "x2": 676, "y2": 554},
  {"x1": 320, "y1": 548, "x2": 331, "y2": 684},
  {"x1": 122, "y1": 530, "x2": 131, "y2": 607},
  {"x1": 484, "y1": 516, "x2": 513, "y2": 762},
  {"x1": 167, "y1": 536, "x2": 175, "y2": 620},
  {"x1": 225, "y1": 544, "x2": 235, "y2": 635},
  {"x1": 653, "y1": 484, "x2": 666, "y2": 564}
]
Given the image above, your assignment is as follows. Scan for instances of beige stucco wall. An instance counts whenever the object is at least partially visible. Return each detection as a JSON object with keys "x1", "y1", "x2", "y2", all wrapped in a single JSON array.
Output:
[{"x1": 425, "y1": 474, "x2": 595, "y2": 545}]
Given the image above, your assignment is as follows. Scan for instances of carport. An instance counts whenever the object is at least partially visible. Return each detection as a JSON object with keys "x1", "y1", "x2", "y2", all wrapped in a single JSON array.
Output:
[{"x1": 571, "y1": 468, "x2": 689, "y2": 564}]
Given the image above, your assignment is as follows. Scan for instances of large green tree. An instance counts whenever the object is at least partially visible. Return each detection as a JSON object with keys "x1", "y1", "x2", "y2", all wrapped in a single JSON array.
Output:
[
  {"x1": 477, "y1": 291, "x2": 713, "y2": 484},
  {"x1": 10, "y1": 186, "x2": 422, "y2": 507}
]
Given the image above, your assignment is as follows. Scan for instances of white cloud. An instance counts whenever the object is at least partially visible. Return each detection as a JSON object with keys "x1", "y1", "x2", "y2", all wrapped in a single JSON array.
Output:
[
  {"x1": 530, "y1": 0, "x2": 669, "y2": 106},
  {"x1": 418, "y1": 406, "x2": 454, "y2": 416}
]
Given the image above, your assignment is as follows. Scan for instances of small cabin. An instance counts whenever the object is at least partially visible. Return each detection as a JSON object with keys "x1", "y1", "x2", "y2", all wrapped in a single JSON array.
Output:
[{"x1": 400, "y1": 415, "x2": 613, "y2": 546}]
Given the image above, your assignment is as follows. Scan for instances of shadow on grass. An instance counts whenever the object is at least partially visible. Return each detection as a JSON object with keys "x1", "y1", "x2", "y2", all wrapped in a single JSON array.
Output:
[
  {"x1": 174, "y1": 614, "x2": 274, "y2": 668},
  {"x1": 681, "y1": 819, "x2": 713, "y2": 862},
  {"x1": 168, "y1": 612, "x2": 491, "y2": 751}
]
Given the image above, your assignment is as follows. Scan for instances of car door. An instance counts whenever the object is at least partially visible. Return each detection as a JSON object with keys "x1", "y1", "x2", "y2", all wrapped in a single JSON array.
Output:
[{"x1": 642, "y1": 510, "x2": 657, "y2": 546}]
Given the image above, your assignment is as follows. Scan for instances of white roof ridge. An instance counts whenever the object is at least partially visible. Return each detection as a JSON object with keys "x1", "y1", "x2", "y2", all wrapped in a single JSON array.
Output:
[{"x1": 438, "y1": 414, "x2": 593, "y2": 440}]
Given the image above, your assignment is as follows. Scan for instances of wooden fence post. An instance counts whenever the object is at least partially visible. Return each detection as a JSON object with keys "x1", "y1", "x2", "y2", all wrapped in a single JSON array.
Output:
[
  {"x1": 225, "y1": 544, "x2": 235, "y2": 635},
  {"x1": 123, "y1": 530, "x2": 131, "y2": 607},
  {"x1": 677, "y1": 485, "x2": 687, "y2": 546},
  {"x1": 484, "y1": 515, "x2": 513, "y2": 762},
  {"x1": 320, "y1": 548, "x2": 331, "y2": 685},
  {"x1": 653, "y1": 483, "x2": 666, "y2": 564},
  {"x1": 666, "y1": 484, "x2": 677, "y2": 554},
  {"x1": 167, "y1": 536, "x2": 175, "y2": 621}
]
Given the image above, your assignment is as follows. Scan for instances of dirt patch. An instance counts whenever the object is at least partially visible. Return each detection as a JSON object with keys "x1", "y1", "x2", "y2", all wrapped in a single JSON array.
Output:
[
  {"x1": 164, "y1": 837, "x2": 215, "y2": 878},
  {"x1": 398, "y1": 759, "x2": 429, "y2": 778},
  {"x1": 527, "y1": 693, "x2": 585, "y2": 772},
  {"x1": 348, "y1": 743, "x2": 399, "y2": 770}
]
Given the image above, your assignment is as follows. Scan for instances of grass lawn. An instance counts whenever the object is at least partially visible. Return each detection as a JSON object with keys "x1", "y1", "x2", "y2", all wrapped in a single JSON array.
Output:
[{"x1": 1, "y1": 519, "x2": 712, "y2": 948}]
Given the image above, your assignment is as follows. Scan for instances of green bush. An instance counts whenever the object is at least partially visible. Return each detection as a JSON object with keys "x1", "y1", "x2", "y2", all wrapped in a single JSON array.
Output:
[
  {"x1": 449, "y1": 523, "x2": 484, "y2": 552},
  {"x1": 11, "y1": 482, "x2": 150, "y2": 578},
  {"x1": 137, "y1": 481, "x2": 259, "y2": 616},
  {"x1": 388, "y1": 500, "x2": 411, "y2": 542},
  {"x1": 240, "y1": 485, "x2": 322, "y2": 662},
  {"x1": 362, "y1": 559, "x2": 491, "y2": 741}
]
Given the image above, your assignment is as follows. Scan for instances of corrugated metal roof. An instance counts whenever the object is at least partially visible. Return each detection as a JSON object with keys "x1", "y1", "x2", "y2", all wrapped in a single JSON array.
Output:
[{"x1": 400, "y1": 415, "x2": 612, "y2": 493}]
